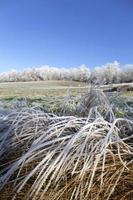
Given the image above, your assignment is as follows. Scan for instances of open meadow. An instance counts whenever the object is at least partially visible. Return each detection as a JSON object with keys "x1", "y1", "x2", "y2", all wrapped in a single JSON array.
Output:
[{"x1": 0, "y1": 80, "x2": 88, "y2": 98}]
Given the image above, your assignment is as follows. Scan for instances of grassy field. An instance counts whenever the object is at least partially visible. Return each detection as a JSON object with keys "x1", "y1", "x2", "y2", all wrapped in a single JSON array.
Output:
[
  {"x1": 0, "y1": 80, "x2": 89, "y2": 98},
  {"x1": 0, "y1": 80, "x2": 133, "y2": 99},
  {"x1": 0, "y1": 81, "x2": 131, "y2": 111}
]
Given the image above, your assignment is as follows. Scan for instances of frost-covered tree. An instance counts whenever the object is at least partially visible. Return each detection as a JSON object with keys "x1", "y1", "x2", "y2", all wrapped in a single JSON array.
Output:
[
  {"x1": 0, "y1": 65, "x2": 90, "y2": 82},
  {"x1": 121, "y1": 65, "x2": 133, "y2": 83},
  {"x1": 91, "y1": 61, "x2": 122, "y2": 84},
  {"x1": 0, "y1": 61, "x2": 132, "y2": 83}
]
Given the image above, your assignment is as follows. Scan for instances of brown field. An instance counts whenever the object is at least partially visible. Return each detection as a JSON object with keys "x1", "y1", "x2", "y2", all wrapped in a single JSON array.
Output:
[
  {"x1": 0, "y1": 81, "x2": 132, "y2": 99},
  {"x1": 0, "y1": 80, "x2": 88, "y2": 98}
]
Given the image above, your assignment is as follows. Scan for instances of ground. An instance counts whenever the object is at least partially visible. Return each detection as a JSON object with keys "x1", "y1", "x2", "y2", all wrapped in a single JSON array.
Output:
[
  {"x1": 0, "y1": 80, "x2": 88, "y2": 98},
  {"x1": 0, "y1": 80, "x2": 132, "y2": 99},
  {"x1": 0, "y1": 81, "x2": 132, "y2": 111}
]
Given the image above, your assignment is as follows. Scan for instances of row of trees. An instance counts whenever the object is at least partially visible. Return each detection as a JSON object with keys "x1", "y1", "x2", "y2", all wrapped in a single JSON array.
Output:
[
  {"x1": 0, "y1": 61, "x2": 133, "y2": 84},
  {"x1": 91, "y1": 61, "x2": 133, "y2": 84},
  {"x1": 0, "y1": 65, "x2": 91, "y2": 82}
]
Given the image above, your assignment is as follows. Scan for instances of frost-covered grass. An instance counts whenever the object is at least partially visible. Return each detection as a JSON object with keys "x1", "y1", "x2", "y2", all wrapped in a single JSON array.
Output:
[{"x1": 0, "y1": 89, "x2": 133, "y2": 200}]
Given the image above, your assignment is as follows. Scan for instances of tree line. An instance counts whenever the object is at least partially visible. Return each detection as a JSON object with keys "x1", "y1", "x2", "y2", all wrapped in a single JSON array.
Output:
[{"x1": 0, "y1": 61, "x2": 132, "y2": 84}]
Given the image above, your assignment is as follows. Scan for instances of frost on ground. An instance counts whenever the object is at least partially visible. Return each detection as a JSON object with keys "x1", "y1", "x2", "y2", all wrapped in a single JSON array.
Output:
[{"x1": 0, "y1": 89, "x2": 133, "y2": 200}]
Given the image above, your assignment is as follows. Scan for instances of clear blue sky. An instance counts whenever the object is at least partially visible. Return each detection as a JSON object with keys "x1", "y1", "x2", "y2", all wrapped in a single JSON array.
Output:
[{"x1": 0, "y1": 0, "x2": 133, "y2": 72}]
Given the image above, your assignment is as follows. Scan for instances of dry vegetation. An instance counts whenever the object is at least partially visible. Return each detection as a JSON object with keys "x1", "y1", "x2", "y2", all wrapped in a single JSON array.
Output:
[
  {"x1": 0, "y1": 80, "x2": 132, "y2": 100},
  {"x1": 0, "y1": 80, "x2": 88, "y2": 98},
  {"x1": 0, "y1": 87, "x2": 133, "y2": 200}
]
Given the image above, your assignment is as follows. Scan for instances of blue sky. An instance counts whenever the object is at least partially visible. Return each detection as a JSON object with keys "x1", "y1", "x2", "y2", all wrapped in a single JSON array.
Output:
[{"x1": 0, "y1": 0, "x2": 133, "y2": 72}]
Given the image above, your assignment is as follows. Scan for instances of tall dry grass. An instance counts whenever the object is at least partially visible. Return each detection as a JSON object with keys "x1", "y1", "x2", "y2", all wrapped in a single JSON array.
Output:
[{"x1": 0, "y1": 90, "x2": 133, "y2": 200}]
